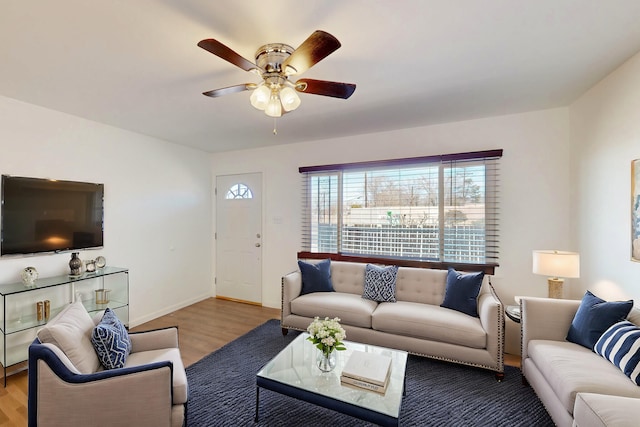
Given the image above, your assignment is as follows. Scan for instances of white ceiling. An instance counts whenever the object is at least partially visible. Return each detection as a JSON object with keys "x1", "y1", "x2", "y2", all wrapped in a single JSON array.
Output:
[{"x1": 2, "y1": 1, "x2": 640, "y2": 153}]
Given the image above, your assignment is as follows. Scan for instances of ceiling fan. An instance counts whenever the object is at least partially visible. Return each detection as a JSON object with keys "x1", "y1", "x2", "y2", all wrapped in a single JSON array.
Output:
[{"x1": 197, "y1": 30, "x2": 356, "y2": 118}]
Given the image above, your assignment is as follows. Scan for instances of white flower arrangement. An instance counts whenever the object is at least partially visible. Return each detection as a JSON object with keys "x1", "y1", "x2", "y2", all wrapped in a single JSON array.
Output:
[{"x1": 307, "y1": 316, "x2": 347, "y2": 356}]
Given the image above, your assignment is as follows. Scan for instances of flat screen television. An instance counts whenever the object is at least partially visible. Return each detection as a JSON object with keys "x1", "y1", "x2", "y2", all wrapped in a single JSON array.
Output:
[{"x1": 1, "y1": 175, "x2": 104, "y2": 256}]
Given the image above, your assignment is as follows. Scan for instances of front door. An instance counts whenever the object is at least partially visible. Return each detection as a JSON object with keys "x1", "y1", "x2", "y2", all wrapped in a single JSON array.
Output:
[{"x1": 215, "y1": 173, "x2": 262, "y2": 304}]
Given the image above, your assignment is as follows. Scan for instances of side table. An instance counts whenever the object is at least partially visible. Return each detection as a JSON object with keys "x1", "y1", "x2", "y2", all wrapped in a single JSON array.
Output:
[{"x1": 505, "y1": 305, "x2": 521, "y2": 323}]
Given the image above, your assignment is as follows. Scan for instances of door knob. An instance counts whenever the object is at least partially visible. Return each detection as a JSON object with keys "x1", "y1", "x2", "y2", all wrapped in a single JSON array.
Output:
[{"x1": 255, "y1": 243, "x2": 261, "y2": 247}]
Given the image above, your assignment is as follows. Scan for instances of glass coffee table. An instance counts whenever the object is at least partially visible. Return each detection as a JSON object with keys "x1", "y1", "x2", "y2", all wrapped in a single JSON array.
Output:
[{"x1": 255, "y1": 333, "x2": 408, "y2": 426}]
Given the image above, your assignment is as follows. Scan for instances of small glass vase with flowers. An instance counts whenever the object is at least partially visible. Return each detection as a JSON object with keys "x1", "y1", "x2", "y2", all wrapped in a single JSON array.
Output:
[{"x1": 306, "y1": 316, "x2": 347, "y2": 372}]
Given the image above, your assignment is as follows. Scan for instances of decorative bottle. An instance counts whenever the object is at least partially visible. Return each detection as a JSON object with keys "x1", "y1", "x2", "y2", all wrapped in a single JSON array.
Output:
[{"x1": 69, "y1": 252, "x2": 82, "y2": 276}]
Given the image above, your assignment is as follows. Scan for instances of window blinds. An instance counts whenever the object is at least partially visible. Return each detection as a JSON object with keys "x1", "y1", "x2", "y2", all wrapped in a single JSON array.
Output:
[{"x1": 300, "y1": 149, "x2": 501, "y2": 265}]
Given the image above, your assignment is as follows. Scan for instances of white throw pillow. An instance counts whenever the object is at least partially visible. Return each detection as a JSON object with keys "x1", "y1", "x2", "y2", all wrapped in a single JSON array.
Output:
[{"x1": 36, "y1": 300, "x2": 101, "y2": 374}]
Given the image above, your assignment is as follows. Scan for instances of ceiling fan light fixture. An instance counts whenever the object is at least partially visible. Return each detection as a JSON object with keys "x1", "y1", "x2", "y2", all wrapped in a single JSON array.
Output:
[
  {"x1": 280, "y1": 86, "x2": 301, "y2": 112},
  {"x1": 250, "y1": 85, "x2": 270, "y2": 110},
  {"x1": 265, "y1": 92, "x2": 282, "y2": 117}
]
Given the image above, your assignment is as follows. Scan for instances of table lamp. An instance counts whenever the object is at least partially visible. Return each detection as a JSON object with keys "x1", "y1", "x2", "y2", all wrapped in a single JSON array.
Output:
[{"x1": 532, "y1": 250, "x2": 580, "y2": 299}]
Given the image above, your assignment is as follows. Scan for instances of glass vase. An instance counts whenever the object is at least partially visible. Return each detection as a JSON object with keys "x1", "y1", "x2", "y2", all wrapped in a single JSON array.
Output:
[
  {"x1": 69, "y1": 252, "x2": 82, "y2": 276},
  {"x1": 317, "y1": 349, "x2": 337, "y2": 372}
]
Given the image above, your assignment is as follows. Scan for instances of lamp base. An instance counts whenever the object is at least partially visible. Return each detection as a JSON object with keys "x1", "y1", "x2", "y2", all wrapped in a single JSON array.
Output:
[{"x1": 548, "y1": 278, "x2": 564, "y2": 299}]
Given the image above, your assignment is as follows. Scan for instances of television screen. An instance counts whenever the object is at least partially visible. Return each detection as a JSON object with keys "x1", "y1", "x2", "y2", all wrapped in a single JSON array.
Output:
[{"x1": 1, "y1": 175, "x2": 104, "y2": 256}]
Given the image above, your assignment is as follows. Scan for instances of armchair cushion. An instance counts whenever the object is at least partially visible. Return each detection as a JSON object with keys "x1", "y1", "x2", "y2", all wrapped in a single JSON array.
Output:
[
  {"x1": 91, "y1": 308, "x2": 132, "y2": 369},
  {"x1": 36, "y1": 300, "x2": 100, "y2": 374}
]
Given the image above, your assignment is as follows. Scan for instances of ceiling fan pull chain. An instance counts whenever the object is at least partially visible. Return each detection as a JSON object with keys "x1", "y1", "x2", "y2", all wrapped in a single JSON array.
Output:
[{"x1": 273, "y1": 118, "x2": 278, "y2": 135}]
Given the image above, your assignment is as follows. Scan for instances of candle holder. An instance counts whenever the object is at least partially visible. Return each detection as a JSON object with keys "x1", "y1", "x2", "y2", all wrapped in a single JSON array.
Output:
[{"x1": 95, "y1": 289, "x2": 111, "y2": 305}]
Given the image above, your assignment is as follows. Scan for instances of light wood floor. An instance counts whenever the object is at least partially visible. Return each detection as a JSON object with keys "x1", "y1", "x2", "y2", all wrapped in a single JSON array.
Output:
[{"x1": 0, "y1": 298, "x2": 520, "y2": 426}]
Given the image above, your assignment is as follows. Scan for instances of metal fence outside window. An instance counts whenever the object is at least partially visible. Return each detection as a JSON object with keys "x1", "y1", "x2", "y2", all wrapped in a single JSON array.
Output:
[{"x1": 314, "y1": 224, "x2": 487, "y2": 263}]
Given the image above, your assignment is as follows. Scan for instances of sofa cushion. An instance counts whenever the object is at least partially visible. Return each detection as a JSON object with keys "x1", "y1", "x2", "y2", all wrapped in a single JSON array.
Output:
[
  {"x1": 566, "y1": 291, "x2": 633, "y2": 350},
  {"x1": 125, "y1": 348, "x2": 188, "y2": 405},
  {"x1": 594, "y1": 321, "x2": 640, "y2": 385},
  {"x1": 372, "y1": 301, "x2": 486, "y2": 348},
  {"x1": 362, "y1": 264, "x2": 398, "y2": 303},
  {"x1": 574, "y1": 393, "x2": 640, "y2": 427},
  {"x1": 395, "y1": 267, "x2": 447, "y2": 305},
  {"x1": 329, "y1": 261, "x2": 366, "y2": 295},
  {"x1": 627, "y1": 307, "x2": 640, "y2": 326},
  {"x1": 291, "y1": 292, "x2": 377, "y2": 328},
  {"x1": 91, "y1": 308, "x2": 132, "y2": 370},
  {"x1": 298, "y1": 259, "x2": 334, "y2": 295},
  {"x1": 36, "y1": 300, "x2": 101, "y2": 374},
  {"x1": 440, "y1": 268, "x2": 484, "y2": 317},
  {"x1": 527, "y1": 339, "x2": 640, "y2": 413}
]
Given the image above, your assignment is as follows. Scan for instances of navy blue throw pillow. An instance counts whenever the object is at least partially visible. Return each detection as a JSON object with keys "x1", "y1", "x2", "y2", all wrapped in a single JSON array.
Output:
[
  {"x1": 440, "y1": 268, "x2": 484, "y2": 317},
  {"x1": 298, "y1": 259, "x2": 334, "y2": 295},
  {"x1": 566, "y1": 291, "x2": 633, "y2": 350}
]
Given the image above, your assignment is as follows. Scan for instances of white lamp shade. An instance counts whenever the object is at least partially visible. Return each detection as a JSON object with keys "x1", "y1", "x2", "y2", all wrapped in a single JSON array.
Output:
[
  {"x1": 280, "y1": 87, "x2": 301, "y2": 112},
  {"x1": 250, "y1": 85, "x2": 270, "y2": 110},
  {"x1": 265, "y1": 93, "x2": 282, "y2": 117},
  {"x1": 532, "y1": 250, "x2": 580, "y2": 278}
]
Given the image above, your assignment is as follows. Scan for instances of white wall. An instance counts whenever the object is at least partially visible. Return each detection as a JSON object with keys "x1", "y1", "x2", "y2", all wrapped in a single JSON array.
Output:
[
  {"x1": 211, "y1": 108, "x2": 573, "y2": 353},
  {"x1": 570, "y1": 51, "x2": 640, "y2": 303},
  {"x1": 0, "y1": 96, "x2": 213, "y2": 326}
]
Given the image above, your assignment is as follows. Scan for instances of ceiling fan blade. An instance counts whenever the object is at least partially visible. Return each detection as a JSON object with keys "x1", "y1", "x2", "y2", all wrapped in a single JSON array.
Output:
[
  {"x1": 295, "y1": 79, "x2": 356, "y2": 99},
  {"x1": 282, "y1": 31, "x2": 341, "y2": 76},
  {"x1": 202, "y1": 83, "x2": 256, "y2": 98},
  {"x1": 198, "y1": 39, "x2": 258, "y2": 72}
]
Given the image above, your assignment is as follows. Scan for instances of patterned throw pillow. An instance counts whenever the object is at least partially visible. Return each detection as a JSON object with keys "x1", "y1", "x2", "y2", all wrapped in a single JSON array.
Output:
[
  {"x1": 91, "y1": 308, "x2": 132, "y2": 369},
  {"x1": 594, "y1": 320, "x2": 640, "y2": 386},
  {"x1": 362, "y1": 264, "x2": 399, "y2": 303}
]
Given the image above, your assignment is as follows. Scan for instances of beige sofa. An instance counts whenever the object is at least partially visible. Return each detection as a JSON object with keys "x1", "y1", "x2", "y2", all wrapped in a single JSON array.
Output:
[
  {"x1": 28, "y1": 300, "x2": 187, "y2": 427},
  {"x1": 281, "y1": 260, "x2": 505, "y2": 379},
  {"x1": 521, "y1": 297, "x2": 640, "y2": 427}
]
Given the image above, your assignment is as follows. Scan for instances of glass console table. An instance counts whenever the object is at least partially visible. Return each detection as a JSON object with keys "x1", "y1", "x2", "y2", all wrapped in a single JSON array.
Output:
[{"x1": 0, "y1": 266, "x2": 129, "y2": 385}]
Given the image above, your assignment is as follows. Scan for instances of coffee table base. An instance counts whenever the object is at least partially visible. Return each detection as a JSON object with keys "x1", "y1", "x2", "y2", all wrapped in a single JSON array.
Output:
[{"x1": 255, "y1": 376, "x2": 400, "y2": 426}]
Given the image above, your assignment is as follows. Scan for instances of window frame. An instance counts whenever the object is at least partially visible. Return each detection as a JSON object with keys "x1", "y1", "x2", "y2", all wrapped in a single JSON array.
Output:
[{"x1": 299, "y1": 149, "x2": 502, "y2": 274}]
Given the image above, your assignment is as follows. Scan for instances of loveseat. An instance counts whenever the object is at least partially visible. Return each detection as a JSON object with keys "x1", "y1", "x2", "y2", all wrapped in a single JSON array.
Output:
[
  {"x1": 28, "y1": 300, "x2": 188, "y2": 427},
  {"x1": 521, "y1": 295, "x2": 640, "y2": 427},
  {"x1": 281, "y1": 259, "x2": 505, "y2": 379}
]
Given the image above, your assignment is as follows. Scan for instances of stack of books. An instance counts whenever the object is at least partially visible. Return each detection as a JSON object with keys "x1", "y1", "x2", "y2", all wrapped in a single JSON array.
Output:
[{"x1": 340, "y1": 350, "x2": 392, "y2": 394}]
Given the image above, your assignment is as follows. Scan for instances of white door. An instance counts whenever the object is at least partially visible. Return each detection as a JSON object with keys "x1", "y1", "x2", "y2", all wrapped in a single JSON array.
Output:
[{"x1": 215, "y1": 173, "x2": 262, "y2": 304}]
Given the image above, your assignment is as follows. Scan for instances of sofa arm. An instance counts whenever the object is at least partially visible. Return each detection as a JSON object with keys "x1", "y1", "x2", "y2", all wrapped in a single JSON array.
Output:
[
  {"x1": 478, "y1": 285, "x2": 504, "y2": 372},
  {"x1": 29, "y1": 342, "x2": 174, "y2": 427},
  {"x1": 281, "y1": 270, "x2": 302, "y2": 321},
  {"x1": 520, "y1": 296, "x2": 580, "y2": 361},
  {"x1": 130, "y1": 326, "x2": 179, "y2": 353}
]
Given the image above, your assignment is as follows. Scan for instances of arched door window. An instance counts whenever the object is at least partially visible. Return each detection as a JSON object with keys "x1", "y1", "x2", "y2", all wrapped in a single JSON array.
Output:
[{"x1": 225, "y1": 183, "x2": 253, "y2": 200}]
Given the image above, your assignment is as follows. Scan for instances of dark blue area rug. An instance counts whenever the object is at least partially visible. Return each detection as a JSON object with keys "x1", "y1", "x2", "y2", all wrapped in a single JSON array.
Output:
[{"x1": 185, "y1": 319, "x2": 552, "y2": 426}]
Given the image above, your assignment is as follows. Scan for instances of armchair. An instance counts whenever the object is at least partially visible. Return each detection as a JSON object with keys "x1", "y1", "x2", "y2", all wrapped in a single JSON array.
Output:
[{"x1": 28, "y1": 301, "x2": 187, "y2": 427}]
